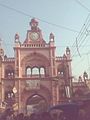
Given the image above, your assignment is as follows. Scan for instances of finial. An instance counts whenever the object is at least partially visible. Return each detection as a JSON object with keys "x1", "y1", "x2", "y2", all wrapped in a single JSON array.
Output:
[
  {"x1": 66, "y1": 47, "x2": 70, "y2": 55},
  {"x1": 49, "y1": 33, "x2": 54, "y2": 41},
  {"x1": 15, "y1": 33, "x2": 19, "y2": 42},
  {"x1": 30, "y1": 18, "x2": 38, "y2": 30}
]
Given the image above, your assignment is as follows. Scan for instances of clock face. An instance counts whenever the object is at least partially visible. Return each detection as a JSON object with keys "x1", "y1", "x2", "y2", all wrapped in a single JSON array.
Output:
[{"x1": 29, "y1": 32, "x2": 39, "y2": 40}]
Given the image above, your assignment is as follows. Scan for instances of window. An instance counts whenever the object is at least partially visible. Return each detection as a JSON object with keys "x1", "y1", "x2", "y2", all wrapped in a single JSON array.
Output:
[
  {"x1": 40, "y1": 67, "x2": 45, "y2": 75},
  {"x1": 32, "y1": 67, "x2": 39, "y2": 75},
  {"x1": 26, "y1": 67, "x2": 31, "y2": 76},
  {"x1": 5, "y1": 69, "x2": 14, "y2": 79}
]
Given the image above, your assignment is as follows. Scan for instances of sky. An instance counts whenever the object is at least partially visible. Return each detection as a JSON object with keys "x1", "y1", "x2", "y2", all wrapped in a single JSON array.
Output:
[{"x1": 0, "y1": 0, "x2": 90, "y2": 79}]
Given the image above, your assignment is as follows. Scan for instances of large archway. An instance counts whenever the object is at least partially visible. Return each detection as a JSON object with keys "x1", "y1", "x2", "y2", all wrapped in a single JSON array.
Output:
[{"x1": 26, "y1": 94, "x2": 48, "y2": 114}]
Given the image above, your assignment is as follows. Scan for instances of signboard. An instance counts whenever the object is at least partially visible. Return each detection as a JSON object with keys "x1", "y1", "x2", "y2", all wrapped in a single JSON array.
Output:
[{"x1": 26, "y1": 80, "x2": 40, "y2": 90}]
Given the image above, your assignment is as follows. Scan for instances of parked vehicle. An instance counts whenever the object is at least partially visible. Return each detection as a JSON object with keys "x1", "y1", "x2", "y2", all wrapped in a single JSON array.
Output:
[{"x1": 48, "y1": 102, "x2": 83, "y2": 120}]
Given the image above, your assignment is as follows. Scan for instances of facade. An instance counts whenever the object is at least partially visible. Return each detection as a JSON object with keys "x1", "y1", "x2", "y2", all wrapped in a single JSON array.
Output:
[{"x1": 0, "y1": 18, "x2": 73, "y2": 113}]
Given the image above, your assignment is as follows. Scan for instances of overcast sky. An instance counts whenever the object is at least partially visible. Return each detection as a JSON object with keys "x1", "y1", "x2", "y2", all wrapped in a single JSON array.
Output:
[{"x1": 0, "y1": 0, "x2": 90, "y2": 78}]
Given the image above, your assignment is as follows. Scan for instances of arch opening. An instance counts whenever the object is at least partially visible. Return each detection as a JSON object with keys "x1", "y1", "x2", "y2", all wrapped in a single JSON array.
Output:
[{"x1": 26, "y1": 94, "x2": 48, "y2": 114}]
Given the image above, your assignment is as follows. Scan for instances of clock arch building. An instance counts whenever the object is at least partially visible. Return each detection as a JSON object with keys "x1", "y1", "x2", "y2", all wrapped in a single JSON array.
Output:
[{"x1": 0, "y1": 18, "x2": 72, "y2": 113}]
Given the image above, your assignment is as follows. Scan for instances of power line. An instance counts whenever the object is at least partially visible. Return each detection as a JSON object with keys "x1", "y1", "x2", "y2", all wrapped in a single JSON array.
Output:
[
  {"x1": 1, "y1": 3, "x2": 90, "y2": 59},
  {"x1": 71, "y1": 0, "x2": 90, "y2": 56},
  {"x1": 71, "y1": 13, "x2": 90, "y2": 48},
  {"x1": 74, "y1": 0, "x2": 90, "y2": 12},
  {"x1": 72, "y1": 51, "x2": 90, "y2": 58},
  {"x1": 76, "y1": 37, "x2": 81, "y2": 57},
  {"x1": 71, "y1": 13, "x2": 90, "y2": 57},
  {"x1": 72, "y1": 14, "x2": 90, "y2": 47},
  {"x1": 0, "y1": 3, "x2": 79, "y2": 33},
  {"x1": 72, "y1": 33, "x2": 89, "y2": 57}
]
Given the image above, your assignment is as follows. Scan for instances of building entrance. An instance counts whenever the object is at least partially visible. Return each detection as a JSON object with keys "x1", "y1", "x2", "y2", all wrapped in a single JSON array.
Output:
[{"x1": 26, "y1": 94, "x2": 48, "y2": 114}]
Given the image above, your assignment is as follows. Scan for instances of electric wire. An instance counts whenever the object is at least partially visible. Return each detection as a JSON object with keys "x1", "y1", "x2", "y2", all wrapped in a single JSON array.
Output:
[
  {"x1": 74, "y1": 0, "x2": 90, "y2": 12},
  {"x1": 72, "y1": 13, "x2": 90, "y2": 48},
  {"x1": 71, "y1": 13, "x2": 90, "y2": 57},
  {"x1": 71, "y1": 0, "x2": 90, "y2": 57},
  {"x1": 0, "y1": 1, "x2": 90, "y2": 75},
  {"x1": 0, "y1": 3, "x2": 79, "y2": 33},
  {"x1": 76, "y1": 37, "x2": 81, "y2": 57},
  {"x1": 0, "y1": 2, "x2": 90, "y2": 59},
  {"x1": 72, "y1": 31, "x2": 89, "y2": 57},
  {"x1": 0, "y1": 2, "x2": 80, "y2": 57},
  {"x1": 71, "y1": 13, "x2": 90, "y2": 44}
]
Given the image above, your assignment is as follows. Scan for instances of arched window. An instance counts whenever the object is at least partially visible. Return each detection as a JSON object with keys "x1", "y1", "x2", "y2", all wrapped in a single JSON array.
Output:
[
  {"x1": 26, "y1": 66, "x2": 45, "y2": 77},
  {"x1": 57, "y1": 68, "x2": 64, "y2": 77},
  {"x1": 5, "y1": 67, "x2": 14, "y2": 79},
  {"x1": 57, "y1": 64, "x2": 65, "y2": 78},
  {"x1": 40, "y1": 67, "x2": 45, "y2": 75},
  {"x1": 32, "y1": 67, "x2": 39, "y2": 75},
  {"x1": 26, "y1": 67, "x2": 31, "y2": 76}
]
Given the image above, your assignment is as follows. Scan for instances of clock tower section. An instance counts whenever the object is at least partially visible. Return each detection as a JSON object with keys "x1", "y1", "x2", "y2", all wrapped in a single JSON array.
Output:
[{"x1": 25, "y1": 18, "x2": 44, "y2": 43}]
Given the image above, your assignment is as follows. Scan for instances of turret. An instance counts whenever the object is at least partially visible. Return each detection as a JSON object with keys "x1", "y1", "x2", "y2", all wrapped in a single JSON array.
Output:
[
  {"x1": 15, "y1": 33, "x2": 19, "y2": 41},
  {"x1": 66, "y1": 47, "x2": 71, "y2": 60},
  {"x1": 14, "y1": 33, "x2": 21, "y2": 47},
  {"x1": 49, "y1": 33, "x2": 55, "y2": 47},
  {"x1": 49, "y1": 33, "x2": 54, "y2": 42},
  {"x1": 66, "y1": 47, "x2": 70, "y2": 55}
]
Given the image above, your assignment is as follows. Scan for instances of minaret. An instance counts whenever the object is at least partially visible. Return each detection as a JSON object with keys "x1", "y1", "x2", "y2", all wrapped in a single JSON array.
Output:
[
  {"x1": 49, "y1": 33, "x2": 56, "y2": 76},
  {"x1": 49, "y1": 33, "x2": 55, "y2": 46},
  {"x1": 66, "y1": 47, "x2": 72, "y2": 76},
  {"x1": 66, "y1": 47, "x2": 73, "y2": 98},
  {"x1": 14, "y1": 33, "x2": 21, "y2": 47},
  {"x1": 14, "y1": 33, "x2": 21, "y2": 77}
]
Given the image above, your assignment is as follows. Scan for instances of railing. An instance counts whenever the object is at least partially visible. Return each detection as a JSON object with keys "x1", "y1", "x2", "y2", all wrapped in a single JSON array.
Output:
[
  {"x1": 4, "y1": 58, "x2": 15, "y2": 62},
  {"x1": 56, "y1": 56, "x2": 63, "y2": 61},
  {"x1": 21, "y1": 43, "x2": 49, "y2": 48}
]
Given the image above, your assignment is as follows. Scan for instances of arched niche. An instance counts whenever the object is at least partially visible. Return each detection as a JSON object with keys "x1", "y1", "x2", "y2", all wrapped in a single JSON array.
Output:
[
  {"x1": 21, "y1": 53, "x2": 50, "y2": 77},
  {"x1": 26, "y1": 94, "x2": 48, "y2": 114},
  {"x1": 5, "y1": 65, "x2": 15, "y2": 78},
  {"x1": 21, "y1": 85, "x2": 52, "y2": 113}
]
